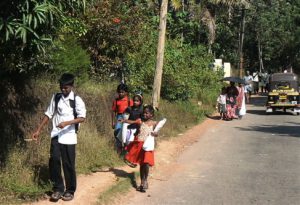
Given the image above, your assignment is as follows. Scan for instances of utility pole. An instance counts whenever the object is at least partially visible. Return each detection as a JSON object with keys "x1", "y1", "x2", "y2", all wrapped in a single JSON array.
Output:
[
  {"x1": 257, "y1": 35, "x2": 264, "y2": 72},
  {"x1": 152, "y1": 0, "x2": 168, "y2": 109},
  {"x1": 238, "y1": 8, "x2": 246, "y2": 78}
]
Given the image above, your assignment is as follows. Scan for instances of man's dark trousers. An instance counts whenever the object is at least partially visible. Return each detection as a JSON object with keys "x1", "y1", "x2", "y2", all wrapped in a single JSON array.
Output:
[{"x1": 49, "y1": 136, "x2": 76, "y2": 194}]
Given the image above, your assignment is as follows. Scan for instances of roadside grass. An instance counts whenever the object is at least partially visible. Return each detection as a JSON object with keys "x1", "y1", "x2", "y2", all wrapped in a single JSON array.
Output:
[
  {"x1": 96, "y1": 171, "x2": 139, "y2": 205},
  {"x1": 0, "y1": 78, "x2": 217, "y2": 204}
]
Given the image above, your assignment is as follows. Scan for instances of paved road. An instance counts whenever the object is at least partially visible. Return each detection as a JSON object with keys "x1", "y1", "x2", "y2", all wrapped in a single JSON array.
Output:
[{"x1": 127, "y1": 95, "x2": 300, "y2": 205}]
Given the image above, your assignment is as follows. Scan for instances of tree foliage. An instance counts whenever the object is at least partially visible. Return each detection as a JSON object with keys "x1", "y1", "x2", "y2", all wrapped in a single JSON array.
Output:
[
  {"x1": 244, "y1": 0, "x2": 300, "y2": 71},
  {"x1": 0, "y1": 0, "x2": 87, "y2": 72}
]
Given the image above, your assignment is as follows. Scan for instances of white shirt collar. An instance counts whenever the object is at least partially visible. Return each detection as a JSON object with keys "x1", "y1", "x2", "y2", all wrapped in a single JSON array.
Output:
[{"x1": 62, "y1": 90, "x2": 75, "y2": 100}]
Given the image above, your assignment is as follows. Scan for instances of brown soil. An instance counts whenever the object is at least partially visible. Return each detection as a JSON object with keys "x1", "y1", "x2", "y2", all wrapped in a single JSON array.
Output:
[{"x1": 24, "y1": 116, "x2": 220, "y2": 205}]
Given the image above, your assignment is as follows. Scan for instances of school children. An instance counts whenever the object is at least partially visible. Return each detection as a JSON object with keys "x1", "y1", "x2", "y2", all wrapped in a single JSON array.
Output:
[
  {"x1": 31, "y1": 73, "x2": 86, "y2": 202},
  {"x1": 118, "y1": 93, "x2": 143, "y2": 167},
  {"x1": 216, "y1": 87, "x2": 227, "y2": 120},
  {"x1": 124, "y1": 105, "x2": 166, "y2": 193},
  {"x1": 111, "y1": 83, "x2": 133, "y2": 154}
]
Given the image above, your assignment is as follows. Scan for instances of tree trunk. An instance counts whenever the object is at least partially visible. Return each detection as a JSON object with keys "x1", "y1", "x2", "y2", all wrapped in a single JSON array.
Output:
[
  {"x1": 257, "y1": 35, "x2": 264, "y2": 72},
  {"x1": 151, "y1": 0, "x2": 168, "y2": 109},
  {"x1": 238, "y1": 8, "x2": 246, "y2": 78}
]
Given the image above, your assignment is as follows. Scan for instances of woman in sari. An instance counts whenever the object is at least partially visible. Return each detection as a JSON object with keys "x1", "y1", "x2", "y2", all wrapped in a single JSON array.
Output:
[
  {"x1": 226, "y1": 82, "x2": 239, "y2": 120},
  {"x1": 236, "y1": 83, "x2": 246, "y2": 119}
]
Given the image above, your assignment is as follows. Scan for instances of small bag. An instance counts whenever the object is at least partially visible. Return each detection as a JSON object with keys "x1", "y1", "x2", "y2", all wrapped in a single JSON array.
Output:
[
  {"x1": 142, "y1": 118, "x2": 167, "y2": 151},
  {"x1": 142, "y1": 135, "x2": 155, "y2": 151}
]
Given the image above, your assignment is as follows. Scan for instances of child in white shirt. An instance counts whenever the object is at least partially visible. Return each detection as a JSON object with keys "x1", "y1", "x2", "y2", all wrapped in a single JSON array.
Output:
[{"x1": 217, "y1": 87, "x2": 227, "y2": 120}]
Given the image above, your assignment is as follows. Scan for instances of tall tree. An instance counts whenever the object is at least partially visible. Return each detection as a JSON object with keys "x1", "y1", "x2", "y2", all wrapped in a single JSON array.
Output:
[{"x1": 152, "y1": 0, "x2": 169, "y2": 109}]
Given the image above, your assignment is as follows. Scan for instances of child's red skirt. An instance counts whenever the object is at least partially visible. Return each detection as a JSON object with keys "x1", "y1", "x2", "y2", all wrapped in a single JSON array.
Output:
[{"x1": 125, "y1": 140, "x2": 154, "y2": 166}]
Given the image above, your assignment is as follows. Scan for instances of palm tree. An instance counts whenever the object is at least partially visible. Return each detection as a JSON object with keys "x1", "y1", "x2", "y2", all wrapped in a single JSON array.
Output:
[
  {"x1": 191, "y1": 0, "x2": 250, "y2": 53},
  {"x1": 151, "y1": 0, "x2": 250, "y2": 108}
]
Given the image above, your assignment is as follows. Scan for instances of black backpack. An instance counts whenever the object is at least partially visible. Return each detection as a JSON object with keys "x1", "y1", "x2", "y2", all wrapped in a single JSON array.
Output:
[{"x1": 54, "y1": 93, "x2": 79, "y2": 133}]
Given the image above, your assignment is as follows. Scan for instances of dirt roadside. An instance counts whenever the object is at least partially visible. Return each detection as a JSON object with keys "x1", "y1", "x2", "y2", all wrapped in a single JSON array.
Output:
[{"x1": 25, "y1": 116, "x2": 220, "y2": 205}]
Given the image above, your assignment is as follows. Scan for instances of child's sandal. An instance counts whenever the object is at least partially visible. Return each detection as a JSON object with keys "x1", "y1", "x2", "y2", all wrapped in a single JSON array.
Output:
[
  {"x1": 136, "y1": 185, "x2": 146, "y2": 193},
  {"x1": 124, "y1": 159, "x2": 137, "y2": 168}
]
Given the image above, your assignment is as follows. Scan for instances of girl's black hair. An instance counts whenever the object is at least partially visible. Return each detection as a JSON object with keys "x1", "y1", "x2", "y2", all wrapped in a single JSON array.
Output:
[
  {"x1": 133, "y1": 94, "x2": 143, "y2": 105},
  {"x1": 221, "y1": 86, "x2": 227, "y2": 94},
  {"x1": 117, "y1": 83, "x2": 128, "y2": 92},
  {"x1": 143, "y1": 105, "x2": 155, "y2": 115}
]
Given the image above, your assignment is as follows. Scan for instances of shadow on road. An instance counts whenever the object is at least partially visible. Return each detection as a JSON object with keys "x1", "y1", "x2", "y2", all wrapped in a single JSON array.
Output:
[
  {"x1": 247, "y1": 109, "x2": 296, "y2": 116},
  {"x1": 205, "y1": 114, "x2": 221, "y2": 120},
  {"x1": 109, "y1": 168, "x2": 137, "y2": 188},
  {"x1": 249, "y1": 94, "x2": 267, "y2": 107},
  {"x1": 236, "y1": 124, "x2": 300, "y2": 138}
]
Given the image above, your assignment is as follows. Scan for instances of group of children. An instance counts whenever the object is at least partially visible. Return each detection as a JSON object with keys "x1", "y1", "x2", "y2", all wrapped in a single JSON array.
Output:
[
  {"x1": 216, "y1": 82, "x2": 246, "y2": 120},
  {"x1": 111, "y1": 83, "x2": 166, "y2": 193},
  {"x1": 31, "y1": 74, "x2": 165, "y2": 202}
]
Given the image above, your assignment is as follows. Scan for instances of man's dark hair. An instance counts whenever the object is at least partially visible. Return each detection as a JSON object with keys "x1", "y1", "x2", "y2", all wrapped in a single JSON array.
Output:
[
  {"x1": 59, "y1": 73, "x2": 75, "y2": 86},
  {"x1": 117, "y1": 83, "x2": 128, "y2": 93}
]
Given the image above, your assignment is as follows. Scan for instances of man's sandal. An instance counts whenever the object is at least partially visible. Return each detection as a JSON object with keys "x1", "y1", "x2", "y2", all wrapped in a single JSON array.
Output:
[
  {"x1": 50, "y1": 191, "x2": 62, "y2": 202},
  {"x1": 62, "y1": 192, "x2": 74, "y2": 201}
]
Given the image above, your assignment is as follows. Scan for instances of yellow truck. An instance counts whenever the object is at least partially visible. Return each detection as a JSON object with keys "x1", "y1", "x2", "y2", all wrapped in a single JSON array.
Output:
[{"x1": 266, "y1": 73, "x2": 300, "y2": 114}]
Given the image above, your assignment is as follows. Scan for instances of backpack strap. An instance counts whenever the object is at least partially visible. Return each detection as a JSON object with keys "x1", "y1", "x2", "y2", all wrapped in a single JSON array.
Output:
[
  {"x1": 54, "y1": 93, "x2": 63, "y2": 113},
  {"x1": 69, "y1": 94, "x2": 78, "y2": 133},
  {"x1": 54, "y1": 93, "x2": 79, "y2": 133}
]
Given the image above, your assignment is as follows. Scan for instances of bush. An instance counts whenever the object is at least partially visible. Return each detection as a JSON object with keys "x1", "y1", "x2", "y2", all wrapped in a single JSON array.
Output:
[
  {"x1": 126, "y1": 38, "x2": 222, "y2": 101},
  {"x1": 47, "y1": 36, "x2": 90, "y2": 84}
]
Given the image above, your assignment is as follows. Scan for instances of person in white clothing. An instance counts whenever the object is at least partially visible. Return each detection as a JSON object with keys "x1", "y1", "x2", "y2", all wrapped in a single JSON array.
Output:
[
  {"x1": 216, "y1": 87, "x2": 227, "y2": 120},
  {"x1": 32, "y1": 73, "x2": 86, "y2": 202},
  {"x1": 252, "y1": 70, "x2": 259, "y2": 94},
  {"x1": 236, "y1": 83, "x2": 246, "y2": 119},
  {"x1": 243, "y1": 70, "x2": 253, "y2": 103}
]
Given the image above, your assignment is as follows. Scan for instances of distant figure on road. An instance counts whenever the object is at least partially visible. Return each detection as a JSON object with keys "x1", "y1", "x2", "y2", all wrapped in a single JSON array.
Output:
[
  {"x1": 243, "y1": 70, "x2": 253, "y2": 103},
  {"x1": 236, "y1": 83, "x2": 246, "y2": 119},
  {"x1": 216, "y1": 87, "x2": 227, "y2": 120},
  {"x1": 259, "y1": 70, "x2": 269, "y2": 93},
  {"x1": 226, "y1": 82, "x2": 239, "y2": 120},
  {"x1": 252, "y1": 70, "x2": 259, "y2": 94}
]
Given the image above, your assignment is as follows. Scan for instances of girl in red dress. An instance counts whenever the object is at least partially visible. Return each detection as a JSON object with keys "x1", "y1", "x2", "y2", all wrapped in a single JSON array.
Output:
[{"x1": 124, "y1": 105, "x2": 158, "y2": 192}]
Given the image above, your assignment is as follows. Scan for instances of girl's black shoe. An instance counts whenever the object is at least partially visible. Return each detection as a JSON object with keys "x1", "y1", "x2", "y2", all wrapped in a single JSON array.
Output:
[
  {"x1": 136, "y1": 185, "x2": 146, "y2": 193},
  {"x1": 124, "y1": 159, "x2": 137, "y2": 168}
]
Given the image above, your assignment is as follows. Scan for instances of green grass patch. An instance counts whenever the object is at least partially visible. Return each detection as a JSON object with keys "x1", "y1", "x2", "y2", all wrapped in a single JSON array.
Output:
[{"x1": 96, "y1": 171, "x2": 138, "y2": 205}]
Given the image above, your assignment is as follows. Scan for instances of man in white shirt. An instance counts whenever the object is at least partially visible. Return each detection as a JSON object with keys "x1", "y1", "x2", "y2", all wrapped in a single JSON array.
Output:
[
  {"x1": 243, "y1": 70, "x2": 253, "y2": 103},
  {"x1": 32, "y1": 73, "x2": 86, "y2": 202},
  {"x1": 252, "y1": 70, "x2": 259, "y2": 94}
]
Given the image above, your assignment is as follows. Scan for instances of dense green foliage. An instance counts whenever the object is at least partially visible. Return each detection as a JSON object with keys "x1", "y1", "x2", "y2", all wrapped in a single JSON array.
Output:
[
  {"x1": 47, "y1": 36, "x2": 90, "y2": 82},
  {"x1": 212, "y1": 0, "x2": 300, "y2": 72},
  {"x1": 244, "y1": 0, "x2": 300, "y2": 71},
  {"x1": 0, "y1": 0, "x2": 87, "y2": 73}
]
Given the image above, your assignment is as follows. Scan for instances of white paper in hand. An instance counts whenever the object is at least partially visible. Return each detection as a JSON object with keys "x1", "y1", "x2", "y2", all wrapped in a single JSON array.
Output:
[
  {"x1": 153, "y1": 118, "x2": 167, "y2": 133},
  {"x1": 143, "y1": 118, "x2": 167, "y2": 151}
]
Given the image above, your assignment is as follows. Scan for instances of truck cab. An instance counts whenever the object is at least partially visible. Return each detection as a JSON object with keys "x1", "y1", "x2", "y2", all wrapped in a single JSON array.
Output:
[{"x1": 266, "y1": 73, "x2": 300, "y2": 114}]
